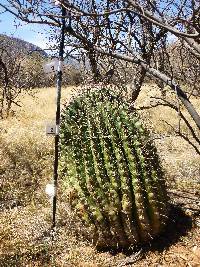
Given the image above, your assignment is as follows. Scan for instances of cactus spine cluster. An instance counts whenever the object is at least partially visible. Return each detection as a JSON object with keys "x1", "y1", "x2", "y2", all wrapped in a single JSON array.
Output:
[{"x1": 60, "y1": 89, "x2": 169, "y2": 248}]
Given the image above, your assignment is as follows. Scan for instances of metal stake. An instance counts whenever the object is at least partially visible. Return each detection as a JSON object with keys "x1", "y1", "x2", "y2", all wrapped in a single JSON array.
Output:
[{"x1": 52, "y1": 5, "x2": 67, "y2": 229}]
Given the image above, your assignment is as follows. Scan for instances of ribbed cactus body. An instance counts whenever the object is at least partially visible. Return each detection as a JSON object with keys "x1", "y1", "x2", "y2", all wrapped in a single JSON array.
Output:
[{"x1": 60, "y1": 89, "x2": 169, "y2": 248}]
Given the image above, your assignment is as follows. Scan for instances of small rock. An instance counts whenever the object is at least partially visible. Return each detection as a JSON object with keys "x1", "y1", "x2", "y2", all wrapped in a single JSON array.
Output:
[
  {"x1": 194, "y1": 219, "x2": 200, "y2": 227},
  {"x1": 185, "y1": 209, "x2": 192, "y2": 216}
]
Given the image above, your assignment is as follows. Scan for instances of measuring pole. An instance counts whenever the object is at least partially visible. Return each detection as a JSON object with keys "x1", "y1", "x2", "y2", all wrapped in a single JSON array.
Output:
[{"x1": 52, "y1": 5, "x2": 66, "y2": 229}]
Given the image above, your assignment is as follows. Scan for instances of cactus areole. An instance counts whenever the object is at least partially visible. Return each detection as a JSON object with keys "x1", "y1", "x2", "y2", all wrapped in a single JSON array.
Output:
[{"x1": 60, "y1": 88, "x2": 169, "y2": 248}]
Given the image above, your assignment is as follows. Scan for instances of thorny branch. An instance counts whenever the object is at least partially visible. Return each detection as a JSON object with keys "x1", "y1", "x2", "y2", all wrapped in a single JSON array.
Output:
[{"x1": 138, "y1": 96, "x2": 200, "y2": 154}]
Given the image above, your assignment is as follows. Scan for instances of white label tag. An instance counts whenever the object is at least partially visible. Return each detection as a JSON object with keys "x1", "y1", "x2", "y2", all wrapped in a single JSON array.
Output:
[
  {"x1": 46, "y1": 124, "x2": 56, "y2": 135},
  {"x1": 43, "y1": 58, "x2": 59, "y2": 75},
  {"x1": 57, "y1": 60, "x2": 63, "y2": 72},
  {"x1": 45, "y1": 183, "x2": 56, "y2": 198},
  {"x1": 56, "y1": 124, "x2": 60, "y2": 135}
]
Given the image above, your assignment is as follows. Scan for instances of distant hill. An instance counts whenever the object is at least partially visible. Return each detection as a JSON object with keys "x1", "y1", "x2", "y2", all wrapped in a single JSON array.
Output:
[{"x1": 0, "y1": 34, "x2": 48, "y2": 57}]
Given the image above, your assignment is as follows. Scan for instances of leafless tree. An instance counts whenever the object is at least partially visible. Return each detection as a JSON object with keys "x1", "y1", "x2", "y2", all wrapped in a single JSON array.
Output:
[{"x1": 0, "y1": 36, "x2": 47, "y2": 118}]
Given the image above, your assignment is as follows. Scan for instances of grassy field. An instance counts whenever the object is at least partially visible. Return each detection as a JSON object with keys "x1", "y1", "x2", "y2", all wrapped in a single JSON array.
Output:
[{"x1": 0, "y1": 85, "x2": 200, "y2": 266}]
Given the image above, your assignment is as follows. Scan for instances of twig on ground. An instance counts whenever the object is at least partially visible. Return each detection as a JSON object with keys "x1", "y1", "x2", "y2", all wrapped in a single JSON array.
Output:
[{"x1": 116, "y1": 248, "x2": 143, "y2": 267}]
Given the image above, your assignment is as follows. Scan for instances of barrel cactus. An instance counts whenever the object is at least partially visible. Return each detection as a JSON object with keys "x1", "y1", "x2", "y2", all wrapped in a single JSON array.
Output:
[{"x1": 60, "y1": 88, "x2": 169, "y2": 248}]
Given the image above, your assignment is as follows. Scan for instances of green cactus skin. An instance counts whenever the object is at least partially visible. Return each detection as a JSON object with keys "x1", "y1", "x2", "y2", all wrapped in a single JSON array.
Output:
[{"x1": 60, "y1": 89, "x2": 169, "y2": 248}]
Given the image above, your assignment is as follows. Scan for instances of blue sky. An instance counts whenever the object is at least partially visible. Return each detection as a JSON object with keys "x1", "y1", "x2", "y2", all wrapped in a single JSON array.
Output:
[{"x1": 0, "y1": 6, "x2": 49, "y2": 49}]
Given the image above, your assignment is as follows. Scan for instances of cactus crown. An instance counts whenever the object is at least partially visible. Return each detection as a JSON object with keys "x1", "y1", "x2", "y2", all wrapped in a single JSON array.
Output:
[{"x1": 60, "y1": 88, "x2": 169, "y2": 248}]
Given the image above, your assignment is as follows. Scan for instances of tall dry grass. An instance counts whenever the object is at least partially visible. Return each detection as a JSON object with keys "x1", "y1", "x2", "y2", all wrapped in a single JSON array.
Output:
[{"x1": 0, "y1": 87, "x2": 74, "y2": 207}]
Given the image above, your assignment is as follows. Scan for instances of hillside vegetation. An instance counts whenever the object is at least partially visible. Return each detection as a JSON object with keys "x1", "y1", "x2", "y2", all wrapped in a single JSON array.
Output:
[
  {"x1": 0, "y1": 85, "x2": 199, "y2": 266},
  {"x1": 0, "y1": 34, "x2": 48, "y2": 57},
  {"x1": 0, "y1": 35, "x2": 84, "y2": 119}
]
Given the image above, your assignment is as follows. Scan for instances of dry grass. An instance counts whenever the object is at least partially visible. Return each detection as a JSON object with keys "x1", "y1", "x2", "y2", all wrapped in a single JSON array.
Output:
[
  {"x1": 135, "y1": 84, "x2": 200, "y2": 134},
  {"x1": 135, "y1": 84, "x2": 200, "y2": 188},
  {"x1": 0, "y1": 85, "x2": 200, "y2": 266},
  {"x1": 0, "y1": 87, "x2": 74, "y2": 207}
]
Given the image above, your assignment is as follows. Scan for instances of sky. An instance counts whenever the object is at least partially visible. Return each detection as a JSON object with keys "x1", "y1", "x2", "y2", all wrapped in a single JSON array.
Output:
[{"x1": 0, "y1": 5, "x2": 49, "y2": 49}]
